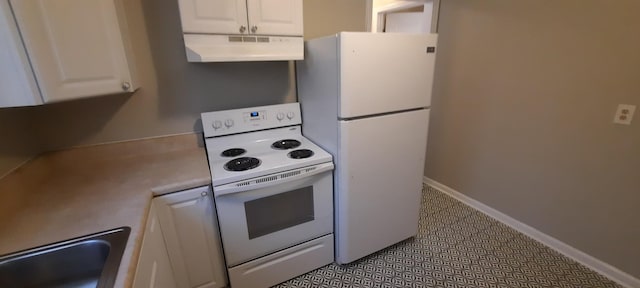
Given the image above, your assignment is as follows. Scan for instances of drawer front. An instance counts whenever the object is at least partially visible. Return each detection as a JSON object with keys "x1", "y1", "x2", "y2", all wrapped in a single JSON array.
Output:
[{"x1": 228, "y1": 234, "x2": 334, "y2": 288}]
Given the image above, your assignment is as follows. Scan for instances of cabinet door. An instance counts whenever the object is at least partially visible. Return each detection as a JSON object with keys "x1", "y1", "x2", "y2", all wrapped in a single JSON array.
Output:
[
  {"x1": 155, "y1": 186, "x2": 228, "y2": 288},
  {"x1": 133, "y1": 206, "x2": 177, "y2": 288},
  {"x1": 178, "y1": 0, "x2": 248, "y2": 34},
  {"x1": 246, "y1": 0, "x2": 302, "y2": 36},
  {"x1": 0, "y1": 0, "x2": 41, "y2": 107},
  {"x1": 9, "y1": 0, "x2": 133, "y2": 103}
]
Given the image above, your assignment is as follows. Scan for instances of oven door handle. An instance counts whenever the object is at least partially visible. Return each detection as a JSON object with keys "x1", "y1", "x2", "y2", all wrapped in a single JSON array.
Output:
[{"x1": 213, "y1": 162, "x2": 334, "y2": 197}]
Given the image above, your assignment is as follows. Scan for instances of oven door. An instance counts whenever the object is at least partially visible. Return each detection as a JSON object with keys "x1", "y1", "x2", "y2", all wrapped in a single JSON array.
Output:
[{"x1": 213, "y1": 162, "x2": 334, "y2": 267}]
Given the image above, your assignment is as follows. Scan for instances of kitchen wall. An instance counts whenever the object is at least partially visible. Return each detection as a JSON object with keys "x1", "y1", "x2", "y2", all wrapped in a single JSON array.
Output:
[
  {"x1": 304, "y1": 0, "x2": 366, "y2": 39},
  {"x1": 426, "y1": 0, "x2": 640, "y2": 279},
  {"x1": 26, "y1": 0, "x2": 366, "y2": 151},
  {"x1": 0, "y1": 108, "x2": 39, "y2": 177},
  {"x1": 30, "y1": 0, "x2": 295, "y2": 151}
]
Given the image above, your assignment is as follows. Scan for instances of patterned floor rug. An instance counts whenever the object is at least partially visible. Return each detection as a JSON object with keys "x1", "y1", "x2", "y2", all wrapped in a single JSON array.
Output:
[{"x1": 274, "y1": 186, "x2": 621, "y2": 288}]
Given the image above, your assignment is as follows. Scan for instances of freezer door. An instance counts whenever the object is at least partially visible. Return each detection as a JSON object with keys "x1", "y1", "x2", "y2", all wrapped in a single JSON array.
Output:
[
  {"x1": 335, "y1": 109, "x2": 429, "y2": 264},
  {"x1": 339, "y1": 32, "x2": 437, "y2": 118}
]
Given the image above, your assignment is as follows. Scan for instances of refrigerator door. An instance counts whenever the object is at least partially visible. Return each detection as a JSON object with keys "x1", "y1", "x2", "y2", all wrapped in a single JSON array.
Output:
[
  {"x1": 339, "y1": 32, "x2": 437, "y2": 118},
  {"x1": 335, "y1": 109, "x2": 429, "y2": 264}
]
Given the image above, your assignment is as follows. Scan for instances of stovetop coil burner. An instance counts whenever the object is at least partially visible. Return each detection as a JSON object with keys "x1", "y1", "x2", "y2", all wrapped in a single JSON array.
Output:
[
  {"x1": 288, "y1": 149, "x2": 314, "y2": 159},
  {"x1": 224, "y1": 157, "x2": 261, "y2": 171},
  {"x1": 221, "y1": 148, "x2": 246, "y2": 157},
  {"x1": 271, "y1": 139, "x2": 301, "y2": 150}
]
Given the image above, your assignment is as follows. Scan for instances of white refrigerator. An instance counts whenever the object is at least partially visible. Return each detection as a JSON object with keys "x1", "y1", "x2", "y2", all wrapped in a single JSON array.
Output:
[{"x1": 296, "y1": 32, "x2": 438, "y2": 264}]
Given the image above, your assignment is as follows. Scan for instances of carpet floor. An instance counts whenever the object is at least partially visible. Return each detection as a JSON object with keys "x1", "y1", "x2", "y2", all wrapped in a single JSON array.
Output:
[{"x1": 273, "y1": 186, "x2": 621, "y2": 288}]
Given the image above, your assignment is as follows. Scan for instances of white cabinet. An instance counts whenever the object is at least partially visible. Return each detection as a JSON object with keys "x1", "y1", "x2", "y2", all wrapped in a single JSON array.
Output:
[
  {"x1": 178, "y1": 0, "x2": 248, "y2": 34},
  {"x1": 178, "y1": 0, "x2": 302, "y2": 36},
  {"x1": 177, "y1": 0, "x2": 303, "y2": 62},
  {"x1": 246, "y1": 0, "x2": 302, "y2": 36},
  {"x1": 0, "y1": 0, "x2": 137, "y2": 108},
  {"x1": 133, "y1": 206, "x2": 178, "y2": 288},
  {"x1": 0, "y1": 0, "x2": 40, "y2": 107},
  {"x1": 154, "y1": 186, "x2": 227, "y2": 288}
]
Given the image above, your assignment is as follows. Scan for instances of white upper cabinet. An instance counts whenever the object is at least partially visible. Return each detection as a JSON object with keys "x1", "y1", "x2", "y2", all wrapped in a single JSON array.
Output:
[
  {"x1": 0, "y1": 0, "x2": 40, "y2": 107},
  {"x1": 246, "y1": 0, "x2": 302, "y2": 36},
  {"x1": 178, "y1": 0, "x2": 248, "y2": 34},
  {"x1": 177, "y1": 0, "x2": 303, "y2": 62},
  {"x1": 178, "y1": 0, "x2": 302, "y2": 36},
  {"x1": 0, "y1": 0, "x2": 137, "y2": 108}
]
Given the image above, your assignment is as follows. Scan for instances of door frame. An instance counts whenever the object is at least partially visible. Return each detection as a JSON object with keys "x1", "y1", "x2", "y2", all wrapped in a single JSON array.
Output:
[{"x1": 366, "y1": 0, "x2": 440, "y2": 33}]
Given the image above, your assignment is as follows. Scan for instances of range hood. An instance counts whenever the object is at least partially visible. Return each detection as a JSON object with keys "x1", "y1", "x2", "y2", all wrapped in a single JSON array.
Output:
[{"x1": 183, "y1": 34, "x2": 303, "y2": 62}]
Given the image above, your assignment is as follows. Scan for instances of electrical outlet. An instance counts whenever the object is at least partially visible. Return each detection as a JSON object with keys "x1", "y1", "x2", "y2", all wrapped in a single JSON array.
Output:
[{"x1": 613, "y1": 104, "x2": 636, "y2": 125}]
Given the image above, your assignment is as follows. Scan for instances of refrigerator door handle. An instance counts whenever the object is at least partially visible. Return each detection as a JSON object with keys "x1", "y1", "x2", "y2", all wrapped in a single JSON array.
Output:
[{"x1": 338, "y1": 107, "x2": 427, "y2": 121}]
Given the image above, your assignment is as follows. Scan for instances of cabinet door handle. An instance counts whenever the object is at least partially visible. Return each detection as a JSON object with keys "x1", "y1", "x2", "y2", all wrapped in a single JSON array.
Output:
[
  {"x1": 239, "y1": 25, "x2": 246, "y2": 33},
  {"x1": 251, "y1": 25, "x2": 258, "y2": 33},
  {"x1": 121, "y1": 81, "x2": 131, "y2": 91}
]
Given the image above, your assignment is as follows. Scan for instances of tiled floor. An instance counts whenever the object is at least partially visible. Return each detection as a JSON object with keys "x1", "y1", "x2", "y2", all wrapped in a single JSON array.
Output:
[{"x1": 274, "y1": 186, "x2": 621, "y2": 288}]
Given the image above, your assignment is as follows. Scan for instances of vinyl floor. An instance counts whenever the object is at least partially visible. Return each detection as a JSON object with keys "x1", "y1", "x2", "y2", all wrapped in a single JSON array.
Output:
[{"x1": 274, "y1": 186, "x2": 622, "y2": 288}]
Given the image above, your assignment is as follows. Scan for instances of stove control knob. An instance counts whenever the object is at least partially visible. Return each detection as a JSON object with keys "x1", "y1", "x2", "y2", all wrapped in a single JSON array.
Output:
[
  {"x1": 212, "y1": 120, "x2": 222, "y2": 129},
  {"x1": 286, "y1": 111, "x2": 295, "y2": 120},
  {"x1": 224, "y1": 119, "x2": 234, "y2": 128},
  {"x1": 276, "y1": 112, "x2": 285, "y2": 121}
]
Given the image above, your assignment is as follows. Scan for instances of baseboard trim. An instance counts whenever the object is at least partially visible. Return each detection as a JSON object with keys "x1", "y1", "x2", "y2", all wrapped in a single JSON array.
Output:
[{"x1": 423, "y1": 177, "x2": 640, "y2": 288}]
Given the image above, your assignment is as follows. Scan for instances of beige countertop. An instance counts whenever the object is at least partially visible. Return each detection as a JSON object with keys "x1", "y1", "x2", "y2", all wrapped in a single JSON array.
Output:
[{"x1": 0, "y1": 133, "x2": 211, "y2": 287}]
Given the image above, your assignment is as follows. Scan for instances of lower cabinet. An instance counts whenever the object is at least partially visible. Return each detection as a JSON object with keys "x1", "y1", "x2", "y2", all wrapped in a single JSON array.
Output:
[
  {"x1": 134, "y1": 186, "x2": 227, "y2": 288},
  {"x1": 154, "y1": 186, "x2": 228, "y2": 288},
  {"x1": 133, "y1": 205, "x2": 178, "y2": 288}
]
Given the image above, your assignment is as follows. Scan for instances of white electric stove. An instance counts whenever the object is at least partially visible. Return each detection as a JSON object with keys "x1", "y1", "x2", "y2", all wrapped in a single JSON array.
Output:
[
  {"x1": 207, "y1": 126, "x2": 333, "y2": 186},
  {"x1": 202, "y1": 103, "x2": 335, "y2": 288}
]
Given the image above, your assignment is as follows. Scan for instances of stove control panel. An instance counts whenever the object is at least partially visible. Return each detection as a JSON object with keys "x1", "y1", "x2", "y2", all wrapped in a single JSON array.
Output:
[{"x1": 202, "y1": 103, "x2": 302, "y2": 137}]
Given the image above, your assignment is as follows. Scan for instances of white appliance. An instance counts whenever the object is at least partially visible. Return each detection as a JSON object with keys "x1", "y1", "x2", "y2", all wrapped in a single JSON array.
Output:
[
  {"x1": 202, "y1": 103, "x2": 334, "y2": 288},
  {"x1": 182, "y1": 34, "x2": 303, "y2": 62},
  {"x1": 296, "y1": 32, "x2": 438, "y2": 264}
]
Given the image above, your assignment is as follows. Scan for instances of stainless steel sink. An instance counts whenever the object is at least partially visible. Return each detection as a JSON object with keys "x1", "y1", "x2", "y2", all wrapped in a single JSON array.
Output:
[{"x1": 0, "y1": 227, "x2": 130, "y2": 288}]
